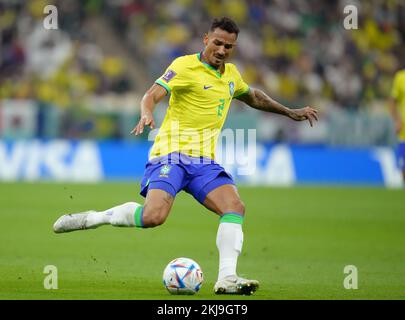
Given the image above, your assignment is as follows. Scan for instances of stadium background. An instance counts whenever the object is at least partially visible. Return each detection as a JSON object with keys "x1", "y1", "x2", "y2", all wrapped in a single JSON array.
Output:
[
  {"x1": 1, "y1": 0, "x2": 405, "y2": 186},
  {"x1": 1, "y1": 0, "x2": 405, "y2": 300}
]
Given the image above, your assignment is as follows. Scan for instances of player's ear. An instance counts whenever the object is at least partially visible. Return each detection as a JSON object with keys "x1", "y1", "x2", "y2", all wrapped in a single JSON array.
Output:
[{"x1": 203, "y1": 33, "x2": 209, "y2": 46}]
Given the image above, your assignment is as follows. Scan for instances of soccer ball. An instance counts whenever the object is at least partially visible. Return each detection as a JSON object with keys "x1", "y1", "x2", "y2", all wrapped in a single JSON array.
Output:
[{"x1": 163, "y1": 257, "x2": 204, "y2": 295}]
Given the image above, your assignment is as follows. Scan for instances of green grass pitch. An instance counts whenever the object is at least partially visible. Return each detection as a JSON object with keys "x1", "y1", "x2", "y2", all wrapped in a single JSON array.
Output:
[{"x1": 0, "y1": 182, "x2": 404, "y2": 300}]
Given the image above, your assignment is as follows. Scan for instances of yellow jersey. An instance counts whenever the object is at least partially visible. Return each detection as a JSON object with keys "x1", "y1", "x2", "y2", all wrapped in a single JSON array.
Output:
[
  {"x1": 391, "y1": 69, "x2": 405, "y2": 141},
  {"x1": 150, "y1": 53, "x2": 250, "y2": 160}
]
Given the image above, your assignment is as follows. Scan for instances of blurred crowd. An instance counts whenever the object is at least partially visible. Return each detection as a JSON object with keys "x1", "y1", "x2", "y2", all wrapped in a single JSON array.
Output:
[
  {"x1": 0, "y1": 0, "x2": 131, "y2": 109},
  {"x1": 1, "y1": 0, "x2": 404, "y2": 140},
  {"x1": 107, "y1": 0, "x2": 405, "y2": 111}
]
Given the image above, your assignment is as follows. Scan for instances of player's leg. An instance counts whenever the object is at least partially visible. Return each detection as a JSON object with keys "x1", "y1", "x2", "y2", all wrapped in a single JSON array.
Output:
[
  {"x1": 202, "y1": 183, "x2": 245, "y2": 216},
  {"x1": 53, "y1": 201, "x2": 142, "y2": 233},
  {"x1": 141, "y1": 189, "x2": 174, "y2": 227},
  {"x1": 53, "y1": 158, "x2": 182, "y2": 233},
  {"x1": 53, "y1": 189, "x2": 174, "y2": 233},
  {"x1": 186, "y1": 167, "x2": 258, "y2": 295},
  {"x1": 80, "y1": 188, "x2": 174, "y2": 228},
  {"x1": 202, "y1": 183, "x2": 258, "y2": 295},
  {"x1": 203, "y1": 184, "x2": 245, "y2": 281}
]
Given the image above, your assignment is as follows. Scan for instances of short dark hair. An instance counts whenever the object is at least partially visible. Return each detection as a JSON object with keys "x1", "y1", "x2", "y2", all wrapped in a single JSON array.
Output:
[{"x1": 210, "y1": 17, "x2": 240, "y2": 36}]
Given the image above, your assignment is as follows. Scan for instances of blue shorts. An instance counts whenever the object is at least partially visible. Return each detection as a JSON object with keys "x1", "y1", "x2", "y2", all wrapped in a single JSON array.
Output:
[
  {"x1": 398, "y1": 142, "x2": 405, "y2": 171},
  {"x1": 140, "y1": 153, "x2": 235, "y2": 204}
]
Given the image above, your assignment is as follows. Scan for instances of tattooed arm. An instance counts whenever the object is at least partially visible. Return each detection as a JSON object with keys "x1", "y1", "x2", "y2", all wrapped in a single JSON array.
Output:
[{"x1": 237, "y1": 87, "x2": 319, "y2": 127}]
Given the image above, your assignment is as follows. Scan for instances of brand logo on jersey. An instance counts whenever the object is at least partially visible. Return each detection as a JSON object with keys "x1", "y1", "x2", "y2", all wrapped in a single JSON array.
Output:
[
  {"x1": 159, "y1": 164, "x2": 171, "y2": 177},
  {"x1": 204, "y1": 85, "x2": 213, "y2": 90},
  {"x1": 162, "y1": 70, "x2": 177, "y2": 83},
  {"x1": 229, "y1": 81, "x2": 235, "y2": 96}
]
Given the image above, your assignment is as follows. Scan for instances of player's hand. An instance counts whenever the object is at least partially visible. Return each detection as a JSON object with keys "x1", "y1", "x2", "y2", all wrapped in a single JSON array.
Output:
[
  {"x1": 130, "y1": 113, "x2": 155, "y2": 135},
  {"x1": 289, "y1": 106, "x2": 319, "y2": 127}
]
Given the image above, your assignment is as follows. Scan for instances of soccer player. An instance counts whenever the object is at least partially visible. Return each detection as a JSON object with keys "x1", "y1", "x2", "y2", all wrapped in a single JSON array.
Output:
[
  {"x1": 53, "y1": 17, "x2": 318, "y2": 295},
  {"x1": 389, "y1": 68, "x2": 405, "y2": 182}
]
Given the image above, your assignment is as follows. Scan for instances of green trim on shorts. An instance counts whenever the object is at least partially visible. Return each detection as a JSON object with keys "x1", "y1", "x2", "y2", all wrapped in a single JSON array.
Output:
[{"x1": 220, "y1": 213, "x2": 244, "y2": 225}]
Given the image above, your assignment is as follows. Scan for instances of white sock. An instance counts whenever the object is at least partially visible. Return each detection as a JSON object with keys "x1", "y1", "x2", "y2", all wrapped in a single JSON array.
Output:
[
  {"x1": 85, "y1": 202, "x2": 141, "y2": 228},
  {"x1": 216, "y1": 222, "x2": 244, "y2": 281}
]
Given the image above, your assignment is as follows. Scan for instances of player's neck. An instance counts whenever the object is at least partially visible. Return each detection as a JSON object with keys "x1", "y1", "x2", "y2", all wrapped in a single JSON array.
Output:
[{"x1": 200, "y1": 51, "x2": 225, "y2": 74}]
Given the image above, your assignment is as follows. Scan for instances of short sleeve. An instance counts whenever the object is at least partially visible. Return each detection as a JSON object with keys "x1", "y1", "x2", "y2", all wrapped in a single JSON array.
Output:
[
  {"x1": 232, "y1": 66, "x2": 250, "y2": 99},
  {"x1": 155, "y1": 58, "x2": 190, "y2": 95}
]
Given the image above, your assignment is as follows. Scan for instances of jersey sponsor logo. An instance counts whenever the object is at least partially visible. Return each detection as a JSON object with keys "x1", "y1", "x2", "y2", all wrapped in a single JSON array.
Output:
[
  {"x1": 162, "y1": 69, "x2": 177, "y2": 83},
  {"x1": 203, "y1": 85, "x2": 213, "y2": 90},
  {"x1": 229, "y1": 81, "x2": 235, "y2": 96},
  {"x1": 159, "y1": 164, "x2": 171, "y2": 177}
]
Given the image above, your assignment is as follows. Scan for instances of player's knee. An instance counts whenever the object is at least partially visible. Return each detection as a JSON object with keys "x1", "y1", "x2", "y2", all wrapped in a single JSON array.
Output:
[
  {"x1": 146, "y1": 214, "x2": 167, "y2": 227},
  {"x1": 142, "y1": 205, "x2": 169, "y2": 227},
  {"x1": 223, "y1": 198, "x2": 245, "y2": 216},
  {"x1": 235, "y1": 200, "x2": 246, "y2": 215}
]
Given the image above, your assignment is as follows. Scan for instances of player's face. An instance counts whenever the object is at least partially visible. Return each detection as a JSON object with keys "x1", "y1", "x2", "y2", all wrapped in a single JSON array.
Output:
[{"x1": 203, "y1": 28, "x2": 237, "y2": 69}]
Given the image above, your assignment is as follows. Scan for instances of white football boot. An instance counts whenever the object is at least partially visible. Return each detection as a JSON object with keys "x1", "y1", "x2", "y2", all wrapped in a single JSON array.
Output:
[
  {"x1": 214, "y1": 275, "x2": 259, "y2": 295},
  {"x1": 53, "y1": 211, "x2": 96, "y2": 233}
]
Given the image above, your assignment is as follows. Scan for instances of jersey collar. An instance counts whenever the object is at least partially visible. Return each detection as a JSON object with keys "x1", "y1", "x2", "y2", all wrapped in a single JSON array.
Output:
[{"x1": 197, "y1": 52, "x2": 223, "y2": 78}]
